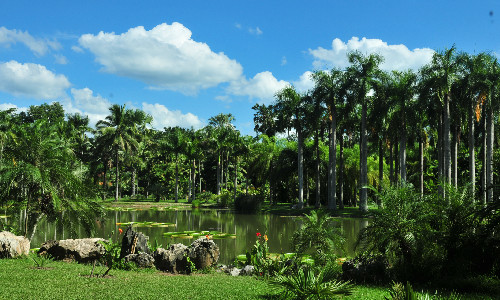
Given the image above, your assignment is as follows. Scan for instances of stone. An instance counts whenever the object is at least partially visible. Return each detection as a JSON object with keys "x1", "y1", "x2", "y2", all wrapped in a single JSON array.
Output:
[
  {"x1": 38, "y1": 238, "x2": 105, "y2": 263},
  {"x1": 188, "y1": 238, "x2": 220, "y2": 269},
  {"x1": 153, "y1": 244, "x2": 189, "y2": 273},
  {"x1": 124, "y1": 252, "x2": 155, "y2": 268},
  {"x1": 0, "y1": 231, "x2": 30, "y2": 258},
  {"x1": 120, "y1": 226, "x2": 150, "y2": 258},
  {"x1": 240, "y1": 265, "x2": 255, "y2": 276},
  {"x1": 230, "y1": 267, "x2": 241, "y2": 276}
]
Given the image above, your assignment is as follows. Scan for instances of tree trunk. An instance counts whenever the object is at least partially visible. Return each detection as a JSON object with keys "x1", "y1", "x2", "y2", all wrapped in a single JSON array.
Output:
[
  {"x1": 438, "y1": 112, "x2": 444, "y2": 198},
  {"x1": 217, "y1": 153, "x2": 221, "y2": 195},
  {"x1": 188, "y1": 164, "x2": 192, "y2": 203},
  {"x1": 115, "y1": 149, "x2": 119, "y2": 202},
  {"x1": 482, "y1": 115, "x2": 487, "y2": 205},
  {"x1": 199, "y1": 161, "x2": 202, "y2": 194},
  {"x1": 419, "y1": 137, "x2": 424, "y2": 197},
  {"x1": 225, "y1": 151, "x2": 229, "y2": 190},
  {"x1": 315, "y1": 128, "x2": 321, "y2": 209},
  {"x1": 452, "y1": 125, "x2": 458, "y2": 188},
  {"x1": 328, "y1": 105, "x2": 337, "y2": 210},
  {"x1": 175, "y1": 154, "x2": 179, "y2": 203},
  {"x1": 444, "y1": 93, "x2": 452, "y2": 186},
  {"x1": 339, "y1": 132, "x2": 344, "y2": 209},
  {"x1": 399, "y1": 123, "x2": 407, "y2": 182},
  {"x1": 359, "y1": 98, "x2": 368, "y2": 212},
  {"x1": 469, "y1": 99, "x2": 475, "y2": 196},
  {"x1": 395, "y1": 139, "x2": 399, "y2": 184},
  {"x1": 378, "y1": 139, "x2": 383, "y2": 194},
  {"x1": 234, "y1": 157, "x2": 238, "y2": 203},
  {"x1": 389, "y1": 142, "x2": 394, "y2": 185},
  {"x1": 486, "y1": 105, "x2": 494, "y2": 203},
  {"x1": 192, "y1": 159, "x2": 196, "y2": 202},
  {"x1": 297, "y1": 128, "x2": 304, "y2": 209},
  {"x1": 131, "y1": 167, "x2": 136, "y2": 197}
]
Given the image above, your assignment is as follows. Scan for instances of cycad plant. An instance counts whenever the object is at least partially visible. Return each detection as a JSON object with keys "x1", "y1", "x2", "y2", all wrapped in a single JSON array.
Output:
[{"x1": 270, "y1": 264, "x2": 353, "y2": 299}]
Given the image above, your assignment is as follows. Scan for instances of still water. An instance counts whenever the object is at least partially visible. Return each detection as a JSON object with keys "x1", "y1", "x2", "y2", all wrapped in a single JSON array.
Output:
[{"x1": 8, "y1": 209, "x2": 369, "y2": 265}]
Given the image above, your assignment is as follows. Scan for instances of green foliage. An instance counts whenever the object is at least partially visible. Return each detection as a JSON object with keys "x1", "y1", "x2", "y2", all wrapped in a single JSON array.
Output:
[
  {"x1": 292, "y1": 210, "x2": 344, "y2": 265},
  {"x1": 270, "y1": 264, "x2": 353, "y2": 299},
  {"x1": 98, "y1": 240, "x2": 133, "y2": 276},
  {"x1": 234, "y1": 193, "x2": 263, "y2": 213},
  {"x1": 217, "y1": 189, "x2": 232, "y2": 207}
]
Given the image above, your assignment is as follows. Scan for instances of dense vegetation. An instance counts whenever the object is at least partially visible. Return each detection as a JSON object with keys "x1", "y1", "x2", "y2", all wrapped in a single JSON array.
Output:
[{"x1": 0, "y1": 46, "x2": 499, "y2": 298}]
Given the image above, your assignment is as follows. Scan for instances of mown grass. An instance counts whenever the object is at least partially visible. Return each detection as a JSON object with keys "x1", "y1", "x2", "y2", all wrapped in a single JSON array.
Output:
[{"x1": 2, "y1": 258, "x2": 497, "y2": 299}]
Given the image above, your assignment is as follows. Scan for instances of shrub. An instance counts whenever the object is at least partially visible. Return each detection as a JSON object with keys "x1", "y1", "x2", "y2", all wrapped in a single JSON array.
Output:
[{"x1": 235, "y1": 194, "x2": 263, "y2": 213}]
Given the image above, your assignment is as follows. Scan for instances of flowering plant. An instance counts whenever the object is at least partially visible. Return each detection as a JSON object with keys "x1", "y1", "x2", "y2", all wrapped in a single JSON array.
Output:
[{"x1": 246, "y1": 231, "x2": 272, "y2": 276}]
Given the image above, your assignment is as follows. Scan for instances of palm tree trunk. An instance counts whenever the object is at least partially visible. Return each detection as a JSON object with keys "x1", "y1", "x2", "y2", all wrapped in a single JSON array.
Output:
[
  {"x1": 131, "y1": 167, "x2": 136, "y2": 197},
  {"x1": 315, "y1": 128, "x2": 321, "y2": 209},
  {"x1": 419, "y1": 136, "x2": 424, "y2": 197},
  {"x1": 297, "y1": 128, "x2": 304, "y2": 209},
  {"x1": 438, "y1": 112, "x2": 444, "y2": 198},
  {"x1": 486, "y1": 105, "x2": 494, "y2": 203},
  {"x1": 217, "y1": 153, "x2": 221, "y2": 195},
  {"x1": 452, "y1": 125, "x2": 458, "y2": 188},
  {"x1": 389, "y1": 142, "x2": 394, "y2": 185},
  {"x1": 328, "y1": 106, "x2": 337, "y2": 210},
  {"x1": 188, "y1": 165, "x2": 192, "y2": 202},
  {"x1": 234, "y1": 157, "x2": 238, "y2": 203},
  {"x1": 399, "y1": 124, "x2": 407, "y2": 182},
  {"x1": 394, "y1": 140, "x2": 399, "y2": 184},
  {"x1": 469, "y1": 100, "x2": 475, "y2": 196},
  {"x1": 192, "y1": 159, "x2": 196, "y2": 202},
  {"x1": 482, "y1": 115, "x2": 487, "y2": 205},
  {"x1": 199, "y1": 161, "x2": 202, "y2": 194},
  {"x1": 225, "y1": 151, "x2": 229, "y2": 190},
  {"x1": 378, "y1": 139, "x2": 383, "y2": 193},
  {"x1": 115, "y1": 150, "x2": 119, "y2": 202},
  {"x1": 175, "y1": 154, "x2": 179, "y2": 203},
  {"x1": 444, "y1": 93, "x2": 452, "y2": 186},
  {"x1": 359, "y1": 99, "x2": 368, "y2": 212},
  {"x1": 339, "y1": 132, "x2": 344, "y2": 209}
]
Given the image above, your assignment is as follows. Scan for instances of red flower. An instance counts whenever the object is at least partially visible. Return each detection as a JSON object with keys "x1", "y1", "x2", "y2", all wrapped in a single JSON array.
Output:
[
  {"x1": 256, "y1": 232, "x2": 261, "y2": 237},
  {"x1": 118, "y1": 228, "x2": 123, "y2": 234},
  {"x1": 205, "y1": 234, "x2": 211, "y2": 240}
]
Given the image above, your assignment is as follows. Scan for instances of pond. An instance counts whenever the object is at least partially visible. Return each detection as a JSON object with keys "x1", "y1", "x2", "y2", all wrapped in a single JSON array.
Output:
[{"x1": 5, "y1": 208, "x2": 369, "y2": 265}]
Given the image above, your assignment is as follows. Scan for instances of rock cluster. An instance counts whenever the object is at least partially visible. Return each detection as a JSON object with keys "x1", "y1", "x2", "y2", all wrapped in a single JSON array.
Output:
[
  {"x1": 0, "y1": 231, "x2": 30, "y2": 258},
  {"x1": 38, "y1": 238, "x2": 105, "y2": 263}
]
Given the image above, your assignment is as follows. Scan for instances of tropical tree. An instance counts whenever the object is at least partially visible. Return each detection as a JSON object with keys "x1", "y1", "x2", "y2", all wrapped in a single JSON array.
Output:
[
  {"x1": 346, "y1": 51, "x2": 384, "y2": 212},
  {"x1": 96, "y1": 104, "x2": 150, "y2": 201}
]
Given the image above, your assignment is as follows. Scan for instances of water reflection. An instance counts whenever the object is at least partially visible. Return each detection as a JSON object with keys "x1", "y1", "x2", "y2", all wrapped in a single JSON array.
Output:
[{"x1": 6, "y1": 209, "x2": 369, "y2": 265}]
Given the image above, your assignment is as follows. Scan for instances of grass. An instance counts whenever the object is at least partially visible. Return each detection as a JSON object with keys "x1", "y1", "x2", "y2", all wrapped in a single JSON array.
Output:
[{"x1": 1, "y1": 257, "x2": 498, "y2": 299}]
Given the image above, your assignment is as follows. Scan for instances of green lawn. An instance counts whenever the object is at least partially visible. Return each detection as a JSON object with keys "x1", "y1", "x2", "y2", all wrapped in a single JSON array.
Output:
[{"x1": 1, "y1": 258, "x2": 497, "y2": 299}]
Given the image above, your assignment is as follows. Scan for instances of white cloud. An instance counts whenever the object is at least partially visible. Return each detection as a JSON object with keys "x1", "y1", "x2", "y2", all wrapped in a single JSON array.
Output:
[
  {"x1": 281, "y1": 56, "x2": 287, "y2": 66},
  {"x1": 0, "y1": 103, "x2": 28, "y2": 113},
  {"x1": 249, "y1": 27, "x2": 263, "y2": 35},
  {"x1": 142, "y1": 102, "x2": 203, "y2": 129},
  {"x1": 309, "y1": 37, "x2": 434, "y2": 71},
  {"x1": 0, "y1": 27, "x2": 58, "y2": 56},
  {"x1": 54, "y1": 54, "x2": 68, "y2": 64},
  {"x1": 71, "y1": 45, "x2": 84, "y2": 53},
  {"x1": 79, "y1": 22, "x2": 243, "y2": 94},
  {"x1": 227, "y1": 71, "x2": 289, "y2": 103},
  {"x1": 0, "y1": 61, "x2": 71, "y2": 99},
  {"x1": 293, "y1": 71, "x2": 314, "y2": 93},
  {"x1": 62, "y1": 88, "x2": 112, "y2": 126}
]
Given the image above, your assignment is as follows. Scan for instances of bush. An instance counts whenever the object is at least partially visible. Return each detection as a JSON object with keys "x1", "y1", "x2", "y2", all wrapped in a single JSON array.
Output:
[{"x1": 235, "y1": 194, "x2": 263, "y2": 213}]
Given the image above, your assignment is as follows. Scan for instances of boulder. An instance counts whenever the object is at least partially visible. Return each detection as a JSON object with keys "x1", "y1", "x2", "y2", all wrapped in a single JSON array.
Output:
[
  {"x1": 124, "y1": 252, "x2": 155, "y2": 268},
  {"x1": 154, "y1": 244, "x2": 189, "y2": 273},
  {"x1": 0, "y1": 231, "x2": 30, "y2": 258},
  {"x1": 39, "y1": 238, "x2": 105, "y2": 263},
  {"x1": 240, "y1": 265, "x2": 255, "y2": 276},
  {"x1": 188, "y1": 238, "x2": 220, "y2": 269},
  {"x1": 120, "y1": 226, "x2": 150, "y2": 258}
]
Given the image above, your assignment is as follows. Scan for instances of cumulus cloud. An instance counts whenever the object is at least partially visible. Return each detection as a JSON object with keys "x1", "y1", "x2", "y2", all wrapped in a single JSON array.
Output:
[
  {"x1": 54, "y1": 54, "x2": 68, "y2": 64},
  {"x1": 310, "y1": 37, "x2": 434, "y2": 71},
  {"x1": 293, "y1": 71, "x2": 314, "y2": 93},
  {"x1": 0, "y1": 61, "x2": 71, "y2": 99},
  {"x1": 227, "y1": 71, "x2": 289, "y2": 103},
  {"x1": 0, "y1": 27, "x2": 59, "y2": 56},
  {"x1": 0, "y1": 103, "x2": 28, "y2": 113},
  {"x1": 62, "y1": 88, "x2": 112, "y2": 126},
  {"x1": 79, "y1": 22, "x2": 243, "y2": 94},
  {"x1": 142, "y1": 102, "x2": 203, "y2": 129}
]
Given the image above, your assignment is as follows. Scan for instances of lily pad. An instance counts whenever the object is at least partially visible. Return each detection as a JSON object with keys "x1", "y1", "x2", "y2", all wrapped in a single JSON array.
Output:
[{"x1": 116, "y1": 221, "x2": 175, "y2": 228}]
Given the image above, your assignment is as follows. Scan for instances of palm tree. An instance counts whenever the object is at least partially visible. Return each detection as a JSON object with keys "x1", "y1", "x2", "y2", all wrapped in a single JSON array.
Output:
[
  {"x1": 208, "y1": 113, "x2": 236, "y2": 195},
  {"x1": 312, "y1": 69, "x2": 345, "y2": 210},
  {"x1": 346, "y1": 51, "x2": 384, "y2": 212},
  {"x1": 96, "y1": 104, "x2": 150, "y2": 201},
  {"x1": 0, "y1": 120, "x2": 100, "y2": 238},
  {"x1": 275, "y1": 86, "x2": 309, "y2": 209}
]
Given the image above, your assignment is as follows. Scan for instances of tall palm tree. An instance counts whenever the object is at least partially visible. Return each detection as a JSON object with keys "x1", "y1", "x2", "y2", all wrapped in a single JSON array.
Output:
[
  {"x1": 96, "y1": 104, "x2": 149, "y2": 201},
  {"x1": 208, "y1": 113, "x2": 236, "y2": 195},
  {"x1": 347, "y1": 51, "x2": 384, "y2": 212},
  {"x1": 275, "y1": 86, "x2": 309, "y2": 209}
]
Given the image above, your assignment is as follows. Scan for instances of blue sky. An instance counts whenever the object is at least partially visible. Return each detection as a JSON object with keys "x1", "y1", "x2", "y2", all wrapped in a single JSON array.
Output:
[{"x1": 0, "y1": 1, "x2": 498, "y2": 135}]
